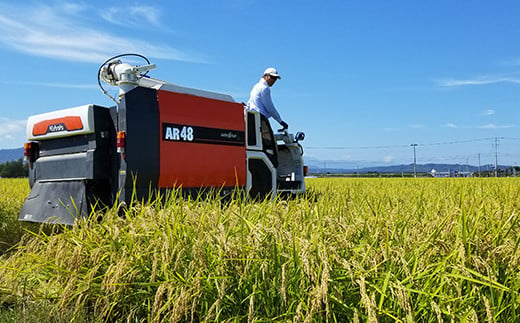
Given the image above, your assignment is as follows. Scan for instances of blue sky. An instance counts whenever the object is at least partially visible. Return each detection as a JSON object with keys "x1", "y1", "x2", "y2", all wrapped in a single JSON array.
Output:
[{"x1": 1, "y1": 1, "x2": 520, "y2": 168}]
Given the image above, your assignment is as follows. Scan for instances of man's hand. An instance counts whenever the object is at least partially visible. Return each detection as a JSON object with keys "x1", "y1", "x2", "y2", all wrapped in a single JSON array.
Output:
[{"x1": 280, "y1": 121, "x2": 288, "y2": 129}]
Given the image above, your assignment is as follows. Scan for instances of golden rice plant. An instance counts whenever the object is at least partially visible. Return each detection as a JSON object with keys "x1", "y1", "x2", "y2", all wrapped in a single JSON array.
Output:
[
  {"x1": 0, "y1": 178, "x2": 31, "y2": 254},
  {"x1": 0, "y1": 178, "x2": 519, "y2": 322}
]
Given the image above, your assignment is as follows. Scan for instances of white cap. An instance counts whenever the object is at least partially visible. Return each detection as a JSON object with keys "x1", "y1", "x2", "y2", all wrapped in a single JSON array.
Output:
[{"x1": 264, "y1": 67, "x2": 281, "y2": 79}]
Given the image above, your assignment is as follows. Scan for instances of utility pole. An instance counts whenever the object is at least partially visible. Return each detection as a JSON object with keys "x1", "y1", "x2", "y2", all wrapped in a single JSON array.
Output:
[
  {"x1": 494, "y1": 137, "x2": 499, "y2": 177},
  {"x1": 411, "y1": 143, "x2": 418, "y2": 178},
  {"x1": 478, "y1": 153, "x2": 481, "y2": 177}
]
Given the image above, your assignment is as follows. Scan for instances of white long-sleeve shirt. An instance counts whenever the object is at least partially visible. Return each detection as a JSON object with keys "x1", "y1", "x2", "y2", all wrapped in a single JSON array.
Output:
[{"x1": 246, "y1": 78, "x2": 282, "y2": 124}]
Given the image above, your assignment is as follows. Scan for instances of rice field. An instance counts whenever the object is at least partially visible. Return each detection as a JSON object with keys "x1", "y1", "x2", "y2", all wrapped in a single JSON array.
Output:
[{"x1": 0, "y1": 177, "x2": 519, "y2": 322}]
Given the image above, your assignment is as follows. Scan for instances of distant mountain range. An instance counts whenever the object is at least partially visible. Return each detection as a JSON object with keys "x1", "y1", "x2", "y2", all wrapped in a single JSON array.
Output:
[
  {"x1": 303, "y1": 157, "x2": 508, "y2": 174},
  {"x1": 309, "y1": 163, "x2": 507, "y2": 174},
  {"x1": 0, "y1": 148, "x2": 23, "y2": 163}
]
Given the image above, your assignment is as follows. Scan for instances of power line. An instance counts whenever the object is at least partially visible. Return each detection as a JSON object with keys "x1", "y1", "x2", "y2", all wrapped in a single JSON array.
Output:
[
  {"x1": 419, "y1": 137, "x2": 503, "y2": 146},
  {"x1": 306, "y1": 137, "x2": 506, "y2": 150},
  {"x1": 306, "y1": 144, "x2": 409, "y2": 150}
]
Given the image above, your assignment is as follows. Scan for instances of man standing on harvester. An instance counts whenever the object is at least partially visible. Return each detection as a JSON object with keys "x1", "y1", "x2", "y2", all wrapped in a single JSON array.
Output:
[{"x1": 246, "y1": 67, "x2": 289, "y2": 130}]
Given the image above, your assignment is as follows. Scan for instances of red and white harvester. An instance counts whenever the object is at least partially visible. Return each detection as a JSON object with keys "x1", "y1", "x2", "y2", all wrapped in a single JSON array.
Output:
[{"x1": 20, "y1": 54, "x2": 307, "y2": 224}]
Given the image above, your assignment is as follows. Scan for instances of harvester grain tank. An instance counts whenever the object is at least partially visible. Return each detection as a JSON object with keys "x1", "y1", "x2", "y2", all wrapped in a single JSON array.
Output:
[{"x1": 20, "y1": 54, "x2": 307, "y2": 224}]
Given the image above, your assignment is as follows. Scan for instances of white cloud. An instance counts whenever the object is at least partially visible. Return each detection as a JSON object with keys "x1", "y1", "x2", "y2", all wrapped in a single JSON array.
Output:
[
  {"x1": 0, "y1": 3, "x2": 204, "y2": 64},
  {"x1": 0, "y1": 80, "x2": 96, "y2": 89},
  {"x1": 61, "y1": 2, "x2": 89, "y2": 15},
  {"x1": 479, "y1": 123, "x2": 515, "y2": 129},
  {"x1": 482, "y1": 109, "x2": 495, "y2": 116},
  {"x1": 383, "y1": 155, "x2": 394, "y2": 163},
  {"x1": 443, "y1": 122, "x2": 457, "y2": 128},
  {"x1": 100, "y1": 5, "x2": 162, "y2": 27},
  {"x1": 409, "y1": 124, "x2": 424, "y2": 129},
  {"x1": 0, "y1": 118, "x2": 26, "y2": 143},
  {"x1": 341, "y1": 153, "x2": 353, "y2": 160},
  {"x1": 438, "y1": 77, "x2": 520, "y2": 87}
]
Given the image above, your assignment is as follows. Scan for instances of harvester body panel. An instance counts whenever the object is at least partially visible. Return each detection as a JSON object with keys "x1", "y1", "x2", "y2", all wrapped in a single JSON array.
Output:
[
  {"x1": 157, "y1": 89, "x2": 246, "y2": 189},
  {"x1": 116, "y1": 86, "x2": 247, "y2": 203}
]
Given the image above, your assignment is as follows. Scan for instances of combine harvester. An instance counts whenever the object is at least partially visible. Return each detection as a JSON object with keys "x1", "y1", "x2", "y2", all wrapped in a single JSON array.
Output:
[{"x1": 20, "y1": 54, "x2": 307, "y2": 225}]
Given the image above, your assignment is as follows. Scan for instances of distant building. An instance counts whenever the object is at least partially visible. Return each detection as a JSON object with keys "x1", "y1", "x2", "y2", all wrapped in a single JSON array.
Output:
[{"x1": 431, "y1": 169, "x2": 472, "y2": 178}]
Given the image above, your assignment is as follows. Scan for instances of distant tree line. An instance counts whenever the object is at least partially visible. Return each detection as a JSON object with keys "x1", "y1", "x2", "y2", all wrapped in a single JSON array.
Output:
[
  {"x1": 475, "y1": 167, "x2": 520, "y2": 177},
  {"x1": 315, "y1": 167, "x2": 520, "y2": 178},
  {"x1": 0, "y1": 158, "x2": 28, "y2": 178}
]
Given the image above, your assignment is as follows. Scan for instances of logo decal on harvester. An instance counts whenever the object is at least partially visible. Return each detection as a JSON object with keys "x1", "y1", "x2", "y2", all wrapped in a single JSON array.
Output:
[
  {"x1": 32, "y1": 116, "x2": 84, "y2": 136},
  {"x1": 164, "y1": 125, "x2": 194, "y2": 141},
  {"x1": 220, "y1": 132, "x2": 238, "y2": 139},
  {"x1": 162, "y1": 123, "x2": 244, "y2": 146},
  {"x1": 48, "y1": 123, "x2": 66, "y2": 133}
]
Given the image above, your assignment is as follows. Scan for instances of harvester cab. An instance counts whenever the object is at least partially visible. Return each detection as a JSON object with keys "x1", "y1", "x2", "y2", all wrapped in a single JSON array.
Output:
[
  {"x1": 274, "y1": 129, "x2": 306, "y2": 191},
  {"x1": 19, "y1": 54, "x2": 307, "y2": 225}
]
